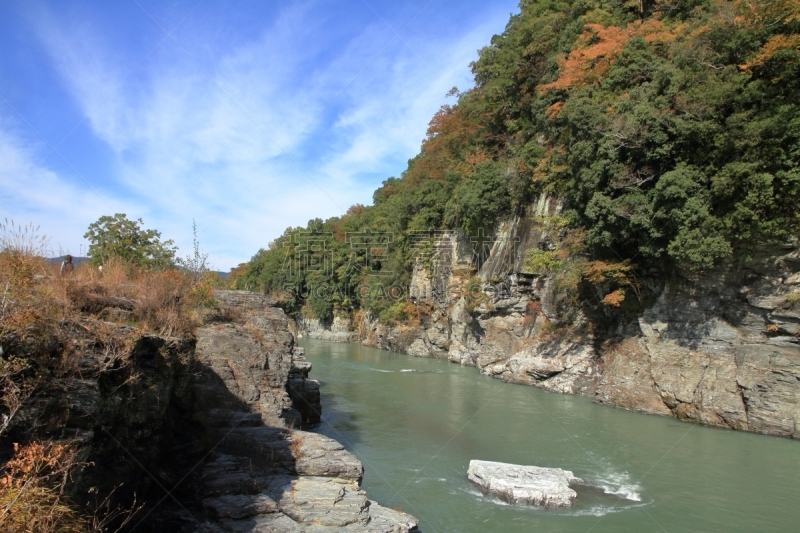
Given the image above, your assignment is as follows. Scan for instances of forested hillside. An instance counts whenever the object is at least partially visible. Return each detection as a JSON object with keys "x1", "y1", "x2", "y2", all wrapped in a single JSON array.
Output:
[{"x1": 237, "y1": 0, "x2": 800, "y2": 324}]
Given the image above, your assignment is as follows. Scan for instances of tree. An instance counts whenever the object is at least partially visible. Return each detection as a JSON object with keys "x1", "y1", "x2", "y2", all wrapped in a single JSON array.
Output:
[
  {"x1": 444, "y1": 160, "x2": 511, "y2": 237},
  {"x1": 176, "y1": 219, "x2": 210, "y2": 280},
  {"x1": 84, "y1": 214, "x2": 177, "y2": 269}
]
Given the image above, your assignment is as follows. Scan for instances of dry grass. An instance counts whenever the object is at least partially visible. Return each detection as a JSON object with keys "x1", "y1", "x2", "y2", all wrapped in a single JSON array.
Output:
[
  {"x1": 0, "y1": 443, "x2": 141, "y2": 533},
  {"x1": 0, "y1": 442, "x2": 84, "y2": 533},
  {"x1": 289, "y1": 434, "x2": 304, "y2": 460},
  {"x1": 0, "y1": 257, "x2": 211, "y2": 338},
  {"x1": 0, "y1": 224, "x2": 215, "y2": 532}
]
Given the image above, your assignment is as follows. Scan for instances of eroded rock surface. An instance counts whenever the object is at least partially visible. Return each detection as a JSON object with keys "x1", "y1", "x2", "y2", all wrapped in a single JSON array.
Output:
[
  {"x1": 195, "y1": 291, "x2": 417, "y2": 532},
  {"x1": 298, "y1": 198, "x2": 799, "y2": 439},
  {"x1": 467, "y1": 460, "x2": 583, "y2": 508}
]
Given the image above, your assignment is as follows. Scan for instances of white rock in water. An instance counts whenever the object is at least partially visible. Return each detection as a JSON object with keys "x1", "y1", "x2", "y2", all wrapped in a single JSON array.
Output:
[{"x1": 467, "y1": 460, "x2": 583, "y2": 508}]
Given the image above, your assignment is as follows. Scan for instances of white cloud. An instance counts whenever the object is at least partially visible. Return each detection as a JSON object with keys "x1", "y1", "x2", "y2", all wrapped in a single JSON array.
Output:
[
  {"x1": 0, "y1": 125, "x2": 134, "y2": 256},
  {"x1": 17, "y1": 1, "x2": 512, "y2": 269}
]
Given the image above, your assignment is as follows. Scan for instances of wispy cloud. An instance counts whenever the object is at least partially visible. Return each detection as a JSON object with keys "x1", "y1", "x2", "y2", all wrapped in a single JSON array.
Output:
[
  {"x1": 0, "y1": 124, "x2": 131, "y2": 256},
  {"x1": 2, "y1": 0, "x2": 517, "y2": 269}
]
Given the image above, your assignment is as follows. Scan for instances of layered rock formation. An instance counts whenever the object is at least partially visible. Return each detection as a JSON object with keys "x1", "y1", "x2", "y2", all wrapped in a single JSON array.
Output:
[
  {"x1": 6, "y1": 290, "x2": 417, "y2": 532},
  {"x1": 196, "y1": 291, "x2": 418, "y2": 532},
  {"x1": 298, "y1": 198, "x2": 800, "y2": 439}
]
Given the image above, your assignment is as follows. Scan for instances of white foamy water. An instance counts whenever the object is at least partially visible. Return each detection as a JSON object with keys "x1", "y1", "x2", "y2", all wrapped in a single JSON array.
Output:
[{"x1": 587, "y1": 470, "x2": 642, "y2": 502}]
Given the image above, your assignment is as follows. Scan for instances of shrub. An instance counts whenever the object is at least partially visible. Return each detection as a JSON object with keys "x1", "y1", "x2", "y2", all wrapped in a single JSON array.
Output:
[
  {"x1": 379, "y1": 301, "x2": 408, "y2": 325},
  {"x1": 464, "y1": 276, "x2": 490, "y2": 312},
  {"x1": 523, "y1": 249, "x2": 562, "y2": 274},
  {"x1": 0, "y1": 442, "x2": 85, "y2": 533}
]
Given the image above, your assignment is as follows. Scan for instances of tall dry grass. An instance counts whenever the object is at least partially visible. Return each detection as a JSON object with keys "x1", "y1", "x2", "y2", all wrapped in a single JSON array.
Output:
[
  {"x1": 0, "y1": 221, "x2": 213, "y2": 532},
  {"x1": 0, "y1": 442, "x2": 85, "y2": 533},
  {"x1": 0, "y1": 441, "x2": 141, "y2": 533}
]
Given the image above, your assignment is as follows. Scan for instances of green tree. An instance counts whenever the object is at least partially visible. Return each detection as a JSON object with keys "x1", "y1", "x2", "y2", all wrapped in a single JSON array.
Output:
[
  {"x1": 444, "y1": 160, "x2": 511, "y2": 236},
  {"x1": 84, "y1": 214, "x2": 177, "y2": 269}
]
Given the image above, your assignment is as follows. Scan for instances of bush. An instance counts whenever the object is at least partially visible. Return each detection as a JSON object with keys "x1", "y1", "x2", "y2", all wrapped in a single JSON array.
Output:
[
  {"x1": 0, "y1": 442, "x2": 85, "y2": 533},
  {"x1": 523, "y1": 249, "x2": 562, "y2": 274},
  {"x1": 379, "y1": 301, "x2": 409, "y2": 325},
  {"x1": 464, "y1": 276, "x2": 490, "y2": 312}
]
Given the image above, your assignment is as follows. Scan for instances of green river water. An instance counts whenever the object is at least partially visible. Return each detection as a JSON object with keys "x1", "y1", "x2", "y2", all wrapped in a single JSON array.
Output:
[{"x1": 299, "y1": 338, "x2": 799, "y2": 533}]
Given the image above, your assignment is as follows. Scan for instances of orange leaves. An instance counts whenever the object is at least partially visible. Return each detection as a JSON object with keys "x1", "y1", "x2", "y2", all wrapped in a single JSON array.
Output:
[
  {"x1": 601, "y1": 289, "x2": 626, "y2": 307},
  {"x1": 413, "y1": 104, "x2": 479, "y2": 181},
  {"x1": 539, "y1": 23, "x2": 635, "y2": 91},
  {"x1": 4, "y1": 443, "x2": 73, "y2": 483},
  {"x1": 0, "y1": 442, "x2": 85, "y2": 533},
  {"x1": 735, "y1": 0, "x2": 800, "y2": 70},
  {"x1": 539, "y1": 19, "x2": 679, "y2": 93},
  {"x1": 465, "y1": 151, "x2": 489, "y2": 169},
  {"x1": 546, "y1": 101, "x2": 565, "y2": 120},
  {"x1": 345, "y1": 204, "x2": 365, "y2": 217},
  {"x1": 639, "y1": 18, "x2": 681, "y2": 44},
  {"x1": 583, "y1": 260, "x2": 641, "y2": 307},
  {"x1": 741, "y1": 33, "x2": 800, "y2": 69},
  {"x1": 583, "y1": 259, "x2": 634, "y2": 285}
]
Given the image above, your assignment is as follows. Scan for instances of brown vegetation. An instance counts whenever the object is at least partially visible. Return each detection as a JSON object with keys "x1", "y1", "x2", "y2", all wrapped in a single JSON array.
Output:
[{"x1": 0, "y1": 224, "x2": 215, "y2": 532}]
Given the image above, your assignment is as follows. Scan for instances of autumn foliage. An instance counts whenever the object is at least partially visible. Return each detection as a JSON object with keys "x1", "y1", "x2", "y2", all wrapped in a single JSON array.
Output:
[
  {"x1": 0, "y1": 442, "x2": 84, "y2": 533},
  {"x1": 238, "y1": 0, "x2": 800, "y2": 322}
]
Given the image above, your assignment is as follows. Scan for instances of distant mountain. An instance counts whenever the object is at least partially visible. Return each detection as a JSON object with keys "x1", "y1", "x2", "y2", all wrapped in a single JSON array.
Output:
[{"x1": 49, "y1": 256, "x2": 89, "y2": 266}]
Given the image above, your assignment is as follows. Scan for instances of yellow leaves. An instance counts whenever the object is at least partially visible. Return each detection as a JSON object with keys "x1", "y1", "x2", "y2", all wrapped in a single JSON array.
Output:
[{"x1": 741, "y1": 33, "x2": 800, "y2": 69}]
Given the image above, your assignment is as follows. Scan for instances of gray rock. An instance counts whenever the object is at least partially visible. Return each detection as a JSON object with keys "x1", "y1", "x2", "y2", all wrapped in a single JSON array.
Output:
[
  {"x1": 364, "y1": 502, "x2": 420, "y2": 533},
  {"x1": 194, "y1": 294, "x2": 414, "y2": 531},
  {"x1": 203, "y1": 492, "x2": 278, "y2": 520},
  {"x1": 214, "y1": 289, "x2": 277, "y2": 311},
  {"x1": 298, "y1": 230, "x2": 800, "y2": 439},
  {"x1": 269, "y1": 476, "x2": 370, "y2": 527},
  {"x1": 467, "y1": 460, "x2": 582, "y2": 508},
  {"x1": 293, "y1": 431, "x2": 365, "y2": 482}
]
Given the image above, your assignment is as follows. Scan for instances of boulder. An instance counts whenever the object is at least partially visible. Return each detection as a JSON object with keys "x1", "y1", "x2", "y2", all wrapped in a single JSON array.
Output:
[{"x1": 467, "y1": 460, "x2": 582, "y2": 508}]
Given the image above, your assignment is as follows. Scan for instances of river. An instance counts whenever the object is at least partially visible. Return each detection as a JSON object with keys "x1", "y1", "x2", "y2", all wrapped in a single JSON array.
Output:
[{"x1": 299, "y1": 338, "x2": 800, "y2": 533}]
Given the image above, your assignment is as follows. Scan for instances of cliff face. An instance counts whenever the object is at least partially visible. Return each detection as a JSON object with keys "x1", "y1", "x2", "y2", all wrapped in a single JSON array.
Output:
[
  {"x1": 6, "y1": 290, "x2": 418, "y2": 532},
  {"x1": 194, "y1": 291, "x2": 418, "y2": 533},
  {"x1": 298, "y1": 198, "x2": 800, "y2": 439}
]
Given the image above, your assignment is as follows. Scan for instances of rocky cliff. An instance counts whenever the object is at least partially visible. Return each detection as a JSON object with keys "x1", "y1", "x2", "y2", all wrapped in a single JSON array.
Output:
[
  {"x1": 298, "y1": 198, "x2": 800, "y2": 439},
  {"x1": 5, "y1": 290, "x2": 418, "y2": 532}
]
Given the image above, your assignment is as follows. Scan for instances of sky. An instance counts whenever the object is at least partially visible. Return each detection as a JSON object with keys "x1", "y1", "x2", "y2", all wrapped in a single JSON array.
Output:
[{"x1": 0, "y1": 0, "x2": 520, "y2": 270}]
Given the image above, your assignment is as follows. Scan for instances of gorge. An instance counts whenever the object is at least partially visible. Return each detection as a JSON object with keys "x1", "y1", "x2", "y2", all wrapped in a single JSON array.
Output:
[
  {"x1": 301, "y1": 337, "x2": 800, "y2": 532},
  {"x1": 295, "y1": 201, "x2": 800, "y2": 440}
]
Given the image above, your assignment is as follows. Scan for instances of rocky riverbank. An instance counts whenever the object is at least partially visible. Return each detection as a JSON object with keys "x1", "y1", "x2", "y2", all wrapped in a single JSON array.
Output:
[
  {"x1": 196, "y1": 290, "x2": 418, "y2": 532},
  {"x1": 297, "y1": 198, "x2": 800, "y2": 439},
  {"x1": 4, "y1": 289, "x2": 418, "y2": 532}
]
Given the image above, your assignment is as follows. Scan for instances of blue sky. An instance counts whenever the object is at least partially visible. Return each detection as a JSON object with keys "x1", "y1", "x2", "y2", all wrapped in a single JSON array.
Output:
[{"x1": 0, "y1": 0, "x2": 520, "y2": 270}]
